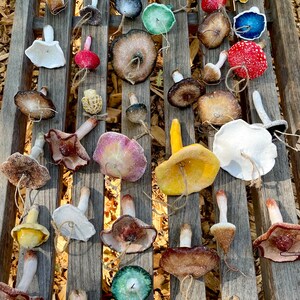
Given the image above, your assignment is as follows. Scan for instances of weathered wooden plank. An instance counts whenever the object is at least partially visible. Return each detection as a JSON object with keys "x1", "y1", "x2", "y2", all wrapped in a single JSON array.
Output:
[
  {"x1": 268, "y1": 0, "x2": 300, "y2": 207},
  {"x1": 66, "y1": 0, "x2": 110, "y2": 298},
  {"x1": 0, "y1": 0, "x2": 36, "y2": 283},
  {"x1": 162, "y1": 1, "x2": 206, "y2": 299},
  {"x1": 14, "y1": 2, "x2": 75, "y2": 299},
  {"x1": 235, "y1": 2, "x2": 300, "y2": 300}
]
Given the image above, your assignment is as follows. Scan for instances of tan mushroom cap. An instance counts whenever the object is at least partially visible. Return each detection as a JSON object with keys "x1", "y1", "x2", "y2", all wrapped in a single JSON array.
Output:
[
  {"x1": 0, "y1": 152, "x2": 50, "y2": 189},
  {"x1": 198, "y1": 91, "x2": 242, "y2": 126},
  {"x1": 210, "y1": 223, "x2": 236, "y2": 254},
  {"x1": 160, "y1": 246, "x2": 220, "y2": 279}
]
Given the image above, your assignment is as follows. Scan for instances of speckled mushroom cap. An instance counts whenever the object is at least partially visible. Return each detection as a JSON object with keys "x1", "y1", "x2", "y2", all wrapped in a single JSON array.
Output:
[
  {"x1": 14, "y1": 89, "x2": 56, "y2": 120},
  {"x1": 198, "y1": 11, "x2": 231, "y2": 49},
  {"x1": 115, "y1": 0, "x2": 143, "y2": 18},
  {"x1": 198, "y1": 90, "x2": 242, "y2": 125},
  {"x1": 210, "y1": 223, "x2": 236, "y2": 254},
  {"x1": 111, "y1": 29, "x2": 157, "y2": 84},
  {"x1": 80, "y1": 5, "x2": 101, "y2": 26},
  {"x1": 160, "y1": 246, "x2": 220, "y2": 279},
  {"x1": 0, "y1": 152, "x2": 50, "y2": 189},
  {"x1": 93, "y1": 132, "x2": 147, "y2": 182}
]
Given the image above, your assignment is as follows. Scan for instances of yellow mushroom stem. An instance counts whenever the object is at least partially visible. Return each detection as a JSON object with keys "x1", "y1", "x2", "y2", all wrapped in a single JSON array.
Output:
[
  {"x1": 24, "y1": 205, "x2": 39, "y2": 224},
  {"x1": 170, "y1": 118, "x2": 183, "y2": 154}
]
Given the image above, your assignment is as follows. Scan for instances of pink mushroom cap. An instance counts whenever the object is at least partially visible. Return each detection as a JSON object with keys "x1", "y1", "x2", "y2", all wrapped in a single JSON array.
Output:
[{"x1": 228, "y1": 41, "x2": 268, "y2": 79}]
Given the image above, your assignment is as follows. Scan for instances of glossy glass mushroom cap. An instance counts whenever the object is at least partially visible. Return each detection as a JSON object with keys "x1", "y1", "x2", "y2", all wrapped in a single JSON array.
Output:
[
  {"x1": 93, "y1": 132, "x2": 147, "y2": 182},
  {"x1": 115, "y1": 0, "x2": 142, "y2": 18},
  {"x1": 111, "y1": 265, "x2": 152, "y2": 300}
]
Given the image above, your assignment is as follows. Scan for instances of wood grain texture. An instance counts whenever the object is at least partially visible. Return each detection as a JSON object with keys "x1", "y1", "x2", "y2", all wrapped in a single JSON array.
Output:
[
  {"x1": 0, "y1": 0, "x2": 36, "y2": 283},
  {"x1": 162, "y1": 1, "x2": 206, "y2": 299},
  {"x1": 66, "y1": 0, "x2": 110, "y2": 299},
  {"x1": 236, "y1": 2, "x2": 300, "y2": 300}
]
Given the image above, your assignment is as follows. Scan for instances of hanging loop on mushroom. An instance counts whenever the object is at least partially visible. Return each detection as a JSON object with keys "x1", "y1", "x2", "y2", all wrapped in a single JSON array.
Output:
[
  {"x1": 52, "y1": 219, "x2": 75, "y2": 253},
  {"x1": 179, "y1": 274, "x2": 194, "y2": 300},
  {"x1": 45, "y1": 0, "x2": 68, "y2": 15},
  {"x1": 225, "y1": 64, "x2": 250, "y2": 94}
]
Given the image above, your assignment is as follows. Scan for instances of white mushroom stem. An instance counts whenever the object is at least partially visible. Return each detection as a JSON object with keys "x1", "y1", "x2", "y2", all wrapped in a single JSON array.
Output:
[
  {"x1": 249, "y1": 6, "x2": 260, "y2": 13},
  {"x1": 180, "y1": 223, "x2": 192, "y2": 247},
  {"x1": 25, "y1": 204, "x2": 40, "y2": 224},
  {"x1": 43, "y1": 24, "x2": 54, "y2": 43},
  {"x1": 266, "y1": 198, "x2": 283, "y2": 225},
  {"x1": 16, "y1": 250, "x2": 38, "y2": 292},
  {"x1": 75, "y1": 117, "x2": 98, "y2": 140},
  {"x1": 121, "y1": 195, "x2": 136, "y2": 217},
  {"x1": 91, "y1": 0, "x2": 98, "y2": 7},
  {"x1": 252, "y1": 90, "x2": 272, "y2": 125},
  {"x1": 77, "y1": 186, "x2": 90, "y2": 213},
  {"x1": 216, "y1": 190, "x2": 228, "y2": 223},
  {"x1": 69, "y1": 290, "x2": 88, "y2": 300},
  {"x1": 171, "y1": 70, "x2": 184, "y2": 83},
  {"x1": 29, "y1": 132, "x2": 45, "y2": 160},
  {"x1": 213, "y1": 50, "x2": 228, "y2": 69},
  {"x1": 129, "y1": 92, "x2": 139, "y2": 105},
  {"x1": 40, "y1": 86, "x2": 48, "y2": 96},
  {"x1": 83, "y1": 35, "x2": 92, "y2": 51}
]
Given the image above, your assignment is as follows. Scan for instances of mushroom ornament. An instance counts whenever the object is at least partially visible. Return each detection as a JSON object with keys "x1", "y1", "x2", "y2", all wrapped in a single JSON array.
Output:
[
  {"x1": 79, "y1": 0, "x2": 101, "y2": 26},
  {"x1": 69, "y1": 290, "x2": 87, "y2": 300},
  {"x1": 81, "y1": 89, "x2": 103, "y2": 116},
  {"x1": 201, "y1": 0, "x2": 227, "y2": 13},
  {"x1": 253, "y1": 198, "x2": 300, "y2": 262},
  {"x1": 25, "y1": 25, "x2": 66, "y2": 69},
  {"x1": 45, "y1": 0, "x2": 66, "y2": 15}
]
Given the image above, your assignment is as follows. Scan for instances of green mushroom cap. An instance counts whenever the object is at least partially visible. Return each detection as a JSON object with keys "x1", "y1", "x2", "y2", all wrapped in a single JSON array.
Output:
[{"x1": 111, "y1": 265, "x2": 152, "y2": 300}]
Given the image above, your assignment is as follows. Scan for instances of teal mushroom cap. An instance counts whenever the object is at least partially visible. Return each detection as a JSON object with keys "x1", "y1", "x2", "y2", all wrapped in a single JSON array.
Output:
[{"x1": 142, "y1": 3, "x2": 176, "y2": 35}]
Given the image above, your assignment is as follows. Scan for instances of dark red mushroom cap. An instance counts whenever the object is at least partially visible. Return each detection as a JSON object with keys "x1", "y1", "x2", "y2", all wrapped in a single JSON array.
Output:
[
  {"x1": 0, "y1": 283, "x2": 44, "y2": 299},
  {"x1": 228, "y1": 41, "x2": 268, "y2": 79}
]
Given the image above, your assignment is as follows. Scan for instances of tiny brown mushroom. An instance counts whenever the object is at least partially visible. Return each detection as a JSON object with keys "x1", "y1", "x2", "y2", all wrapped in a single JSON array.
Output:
[{"x1": 79, "y1": 0, "x2": 101, "y2": 26}]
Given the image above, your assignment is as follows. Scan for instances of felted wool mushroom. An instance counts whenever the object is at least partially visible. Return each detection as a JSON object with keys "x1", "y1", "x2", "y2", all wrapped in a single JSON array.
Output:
[
  {"x1": 197, "y1": 90, "x2": 242, "y2": 126},
  {"x1": 52, "y1": 187, "x2": 96, "y2": 243},
  {"x1": 167, "y1": 70, "x2": 204, "y2": 108},
  {"x1": 14, "y1": 87, "x2": 57, "y2": 120},
  {"x1": 45, "y1": 117, "x2": 98, "y2": 171},
  {"x1": 155, "y1": 119, "x2": 220, "y2": 196},
  {"x1": 0, "y1": 250, "x2": 43, "y2": 299},
  {"x1": 100, "y1": 194, "x2": 157, "y2": 253},
  {"x1": 0, "y1": 132, "x2": 50, "y2": 190},
  {"x1": 79, "y1": 0, "x2": 101, "y2": 26},
  {"x1": 25, "y1": 25, "x2": 66, "y2": 69},
  {"x1": 111, "y1": 265, "x2": 152, "y2": 300},
  {"x1": 253, "y1": 198, "x2": 300, "y2": 262},
  {"x1": 212, "y1": 119, "x2": 277, "y2": 182},
  {"x1": 197, "y1": 11, "x2": 231, "y2": 49},
  {"x1": 201, "y1": 0, "x2": 226, "y2": 13},
  {"x1": 45, "y1": 0, "x2": 66, "y2": 15},
  {"x1": 111, "y1": 29, "x2": 157, "y2": 85},
  {"x1": 93, "y1": 132, "x2": 147, "y2": 182},
  {"x1": 11, "y1": 204, "x2": 50, "y2": 249}
]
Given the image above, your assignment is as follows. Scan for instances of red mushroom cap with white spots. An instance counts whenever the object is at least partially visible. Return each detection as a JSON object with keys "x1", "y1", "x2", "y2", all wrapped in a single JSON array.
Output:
[{"x1": 228, "y1": 41, "x2": 268, "y2": 80}]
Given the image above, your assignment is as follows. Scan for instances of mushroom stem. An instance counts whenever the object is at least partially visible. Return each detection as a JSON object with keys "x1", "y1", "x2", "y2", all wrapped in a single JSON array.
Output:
[
  {"x1": 252, "y1": 90, "x2": 272, "y2": 125},
  {"x1": 180, "y1": 223, "x2": 192, "y2": 247},
  {"x1": 128, "y1": 92, "x2": 139, "y2": 105},
  {"x1": 215, "y1": 50, "x2": 228, "y2": 69},
  {"x1": 91, "y1": 0, "x2": 98, "y2": 7},
  {"x1": 29, "y1": 132, "x2": 45, "y2": 160},
  {"x1": 170, "y1": 118, "x2": 183, "y2": 154},
  {"x1": 83, "y1": 35, "x2": 92, "y2": 51},
  {"x1": 77, "y1": 187, "x2": 90, "y2": 213},
  {"x1": 69, "y1": 290, "x2": 88, "y2": 300},
  {"x1": 171, "y1": 70, "x2": 184, "y2": 83},
  {"x1": 16, "y1": 250, "x2": 38, "y2": 292},
  {"x1": 121, "y1": 194, "x2": 136, "y2": 217},
  {"x1": 43, "y1": 24, "x2": 54, "y2": 43},
  {"x1": 75, "y1": 117, "x2": 98, "y2": 140},
  {"x1": 266, "y1": 198, "x2": 283, "y2": 225},
  {"x1": 25, "y1": 205, "x2": 40, "y2": 224},
  {"x1": 40, "y1": 86, "x2": 48, "y2": 96},
  {"x1": 216, "y1": 190, "x2": 228, "y2": 223}
]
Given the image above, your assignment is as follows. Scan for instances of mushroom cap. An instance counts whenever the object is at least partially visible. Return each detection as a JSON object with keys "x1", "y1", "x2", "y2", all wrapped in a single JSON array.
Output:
[
  {"x1": 126, "y1": 103, "x2": 147, "y2": 123},
  {"x1": 93, "y1": 132, "x2": 147, "y2": 182},
  {"x1": 155, "y1": 144, "x2": 220, "y2": 196},
  {"x1": 142, "y1": 3, "x2": 176, "y2": 35},
  {"x1": 100, "y1": 215, "x2": 157, "y2": 253},
  {"x1": 198, "y1": 11, "x2": 231, "y2": 49},
  {"x1": 167, "y1": 78, "x2": 204, "y2": 108},
  {"x1": 233, "y1": 7, "x2": 266, "y2": 40},
  {"x1": 11, "y1": 222, "x2": 50, "y2": 249},
  {"x1": 74, "y1": 49, "x2": 100, "y2": 69},
  {"x1": 253, "y1": 222, "x2": 300, "y2": 262},
  {"x1": 52, "y1": 204, "x2": 96, "y2": 242},
  {"x1": 111, "y1": 29, "x2": 157, "y2": 85},
  {"x1": 45, "y1": 0, "x2": 66, "y2": 15},
  {"x1": 115, "y1": 0, "x2": 143, "y2": 18},
  {"x1": 79, "y1": 5, "x2": 101, "y2": 26},
  {"x1": 0, "y1": 282, "x2": 44, "y2": 300},
  {"x1": 111, "y1": 265, "x2": 152, "y2": 300},
  {"x1": 14, "y1": 90, "x2": 56, "y2": 120},
  {"x1": 197, "y1": 90, "x2": 242, "y2": 125},
  {"x1": 213, "y1": 119, "x2": 277, "y2": 181},
  {"x1": 265, "y1": 120, "x2": 289, "y2": 139},
  {"x1": 160, "y1": 246, "x2": 220, "y2": 279},
  {"x1": 25, "y1": 40, "x2": 66, "y2": 69},
  {"x1": 0, "y1": 152, "x2": 50, "y2": 189},
  {"x1": 44, "y1": 129, "x2": 90, "y2": 171},
  {"x1": 201, "y1": 0, "x2": 227, "y2": 13},
  {"x1": 228, "y1": 41, "x2": 268, "y2": 79},
  {"x1": 210, "y1": 222, "x2": 236, "y2": 254}
]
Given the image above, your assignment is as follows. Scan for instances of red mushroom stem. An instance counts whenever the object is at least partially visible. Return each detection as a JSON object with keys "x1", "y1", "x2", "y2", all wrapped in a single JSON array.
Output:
[
  {"x1": 74, "y1": 117, "x2": 98, "y2": 141},
  {"x1": 83, "y1": 35, "x2": 92, "y2": 51},
  {"x1": 266, "y1": 198, "x2": 283, "y2": 224},
  {"x1": 216, "y1": 189, "x2": 228, "y2": 224}
]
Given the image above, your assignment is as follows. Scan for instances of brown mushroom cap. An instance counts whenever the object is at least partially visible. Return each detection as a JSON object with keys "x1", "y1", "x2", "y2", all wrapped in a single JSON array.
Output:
[
  {"x1": 111, "y1": 29, "x2": 157, "y2": 84},
  {"x1": 210, "y1": 223, "x2": 236, "y2": 254},
  {"x1": 167, "y1": 78, "x2": 204, "y2": 108},
  {"x1": 0, "y1": 152, "x2": 50, "y2": 189},
  {"x1": 79, "y1": 5, "x2": 101, "y2": 26},
  {"x1": 14, "y1": 90, "x2": 56, "y2": 120},
  {"x1": 160, "y1": 246, "x2": 219, "y2": 279},
  {"x1": 198, "y1": 90, "x2": 242, "y2": 125},
  {"x1": 198, "y1": 11, "x2": 231, "y2": 49}
]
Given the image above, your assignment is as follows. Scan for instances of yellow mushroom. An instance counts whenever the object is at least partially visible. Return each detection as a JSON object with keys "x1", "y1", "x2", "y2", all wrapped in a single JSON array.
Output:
[
  {"x1": 11, "y1": 204, "x2": 50, "y2": 249},
  {"x1": 81, "y1": 89, "x2": 103, "y2": 115},
  {"x1": 155, "y1": 119, "x2": 220, "y2": 196}
]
